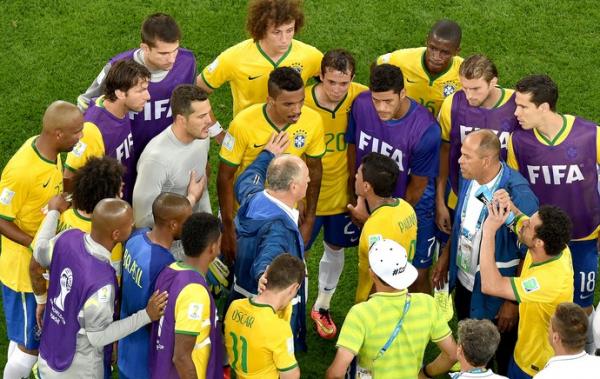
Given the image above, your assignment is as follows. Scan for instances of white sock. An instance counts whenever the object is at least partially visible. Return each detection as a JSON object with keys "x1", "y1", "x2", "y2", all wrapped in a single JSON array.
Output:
[
  {"x1": 586, "y1": 307, "x2": 597, "y2": 354},
  {"x1": 7, "y1": 340, "x2": 17, "y2": 359},
  {"x1": 314, "y1": 243, "x2": 344, "y2": 310},
  {"x1": 3, "y1": 347, "x2": 37, "y2": 379}
]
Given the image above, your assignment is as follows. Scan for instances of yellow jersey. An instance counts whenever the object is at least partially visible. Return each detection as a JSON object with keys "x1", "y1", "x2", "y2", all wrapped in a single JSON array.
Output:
[
  {"x1": 201, "y1": 39, "x2": 323, "y2": 116},
  {"x1": 31, "y1": 208, "x2": 123, "y2": 281},
  {"x1": 224, "y1": 298, "x2": 297, "y2": 379},
  {"x1": 219, "y1": 103, "x2": 325, "y2": 178},
  {"x1": 377, "y1": 47, "x2": 463, "y2": 116},
  {"x1": 171, "y1": 263, "x2": 213, "y2": 378},
  {"x1": 510, "y1": 215, "x2": 574, "y2": 376},
  {"x1": 356, "y1": 199, "x2": 418, "y2": 303},
  {"x1": 64, "y1": 120, "x2": 105, "y2": 171},
  {"x1": 0, "y1": 137, "x2": 63, "y2": 292},
  {"x1": 305, "y1": 82, "x2": 368, "y2": 215}
]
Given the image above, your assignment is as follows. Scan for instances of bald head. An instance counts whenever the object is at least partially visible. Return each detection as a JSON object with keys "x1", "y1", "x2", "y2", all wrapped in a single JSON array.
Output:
[
  {"x1": 152, "y1": 192, "x2": 192, "y2": 226},
  {"x1": 466, "y1": 129, "x2": 501, "y2": 161},
  {"x1": 41, "y1": 101, "x2": 84, "y2": 153},
  {"x1": 266, "y1": 155, "x2": 307, "y2": 192},
  {"x1": 42, "y1": 101, "x2": 82, "y2": 133},
  {"x1": 91, "y1": 198, "x2": 133, "y2": 242}
]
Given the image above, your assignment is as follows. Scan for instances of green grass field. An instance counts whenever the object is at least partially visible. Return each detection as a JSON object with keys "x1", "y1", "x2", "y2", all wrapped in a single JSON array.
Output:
[{"x1": 1, "y1": 0, "x2": 600, "y2": 377}]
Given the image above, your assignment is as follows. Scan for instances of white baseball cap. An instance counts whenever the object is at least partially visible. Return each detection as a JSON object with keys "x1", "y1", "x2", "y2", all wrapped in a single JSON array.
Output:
[{"x1": 368, "y1": 239, "x2": 417, "y2": 290}]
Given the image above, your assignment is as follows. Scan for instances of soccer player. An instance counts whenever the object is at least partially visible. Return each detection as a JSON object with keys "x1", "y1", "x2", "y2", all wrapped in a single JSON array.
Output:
[
  {"x1": 377, "y1": 19, "x2": 463, "y2": 116},
  {"x1": 352, "y1": 153, "x2": 417, "y2": 303},
  {"x1": 149, "y1": 212, "x2": 223, "y2": 379},
  {"x1": 326, "y1": 239, "x2": 457, "y2": 379},
  {"x1": 118, "y1": 193, "x2": 192, "y2": 379},
  {"x1": 436, "y1": 54, "x2": 520, "y2": 234},
  {"x1": 133, "y1": 84, "x2": 212, "y2": 230},
  {"x1": 346, "y1": 63, "x2": 441, "y2": 293},
  {"x1": 507, "y1": 74, "x2": 600, "y2": 351},
  {"x1": 78, "y1": 13, "x2": 205, "y2": 164},
  {"x1": 33, "y1": 198, "x2": 168, "y2": 378},
  {"x1": 197, "y1": 0, "x2": 322, "y2": 116},
  {"x1": 225, "y1": 253, "x2": 305, "y2": 379},
  {"x1": 0, "y1": 101, "x2": 82, "y2": 379},
  {"x1": 30, "y1": 156, "x2": 125, "y2": 328},
  {"x1": 65, "y1": 59, "x2": 150, "y2": 201},
  {"x1": 536, "y1": 303, "x2": 600, "y2": 377},
  {"x1": 479, "y1": 199, "x2": 574, "y2": 379},
  {"x1": 303, "y1": 49, "x2": 367, "y2": 339},
  {"x1": 230, "y1": 132, "x2": 310, "y2": 352},
  {"x1": 218, "y1": 67, "x2": 324, "y2": 262}
]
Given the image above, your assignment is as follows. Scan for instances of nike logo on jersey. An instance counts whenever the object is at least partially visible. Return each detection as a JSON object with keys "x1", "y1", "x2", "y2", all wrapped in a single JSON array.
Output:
[
  {"x1": 42, "y1": 178, "x2": 51, "y2": 188},
  {"x1": 406, "y1": 78, "x2": 417, "y2": 83},
  {"x1": 253, "y1": 143, "x2": 266, "y2": 148},
  {"x1": 248, "y1": 75, "x2": 262, "y2": 80},
  {"x1": 580, "y1": 293, "x2": 594, "y2": 300}
]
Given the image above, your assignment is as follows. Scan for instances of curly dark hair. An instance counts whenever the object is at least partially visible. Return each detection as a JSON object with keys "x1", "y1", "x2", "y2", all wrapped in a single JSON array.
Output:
[
  {"x1": 246, "y1": 0, "x2": 305, "y2": 41},
  {"x1": 72, "y1": 156, "x2": 124, "y2": 214},
  {"x1": 535, "y1": 205, "x2": 572, "y2": 256}
]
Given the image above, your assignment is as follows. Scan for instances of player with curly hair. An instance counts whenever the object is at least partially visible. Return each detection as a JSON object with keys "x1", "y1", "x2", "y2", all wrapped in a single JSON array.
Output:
[{"x1": 197, "y1": 0, "x2": 322, "y2": 117}]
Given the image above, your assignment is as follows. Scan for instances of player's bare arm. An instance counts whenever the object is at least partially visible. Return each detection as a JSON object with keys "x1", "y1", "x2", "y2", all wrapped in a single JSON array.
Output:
[
  {"x1": 217, "y1": 162, "x2": 238, "y2": 264},
  {"x1": 435, "y1": 142, "x2": 451, "y2": 233},
  {"x1": 0, "y1": 218, "x2": 33, "y2": 248},
  {"x1": 479, "y1": 203, "x2": 516, "y2": 301},
  {"x1": 173, "y1": 334, "x2": 197, "y2": 379},
  {"x1": 405, "y1": 174, "x2": 428, "y2": 206},
  {"x1": 301, "y1": 156, "x2": 322, "y2": 244}
]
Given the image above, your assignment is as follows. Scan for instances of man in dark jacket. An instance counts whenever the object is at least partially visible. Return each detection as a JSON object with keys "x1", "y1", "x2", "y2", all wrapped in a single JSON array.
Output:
[
  {"x1": 228, "y1": 131, "x2": 310, "y2": 351},
  {"x1": 432, "y1": 129, "x2": 538, "y2": 374}
]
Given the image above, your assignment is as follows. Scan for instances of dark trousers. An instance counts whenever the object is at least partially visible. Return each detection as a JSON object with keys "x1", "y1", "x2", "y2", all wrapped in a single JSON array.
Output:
[{"x1": 455, "y1": 281, "x2": 517, "y2": 376}]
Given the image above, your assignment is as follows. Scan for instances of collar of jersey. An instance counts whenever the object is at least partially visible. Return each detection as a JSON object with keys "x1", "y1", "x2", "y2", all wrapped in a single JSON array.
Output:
[
  {"x1": 262, "y1": 104, "x2": 290, "y2": 132},
  {"x1": 420, "y1": 48, "x2": 455, "y2": 86},
  {"x1": 311, "y1": 83, "x2": 348, "y2": 117},
  {"x1": 249, "y1": 298, "x2": 277, "y2": 314},
  {"x1": 369, "y1": 289, "x2": 409, "y2": 299},
  {"x1": 256, "y1": 41, "x2": 293, "y2": 68},
  {"x1": 533, "y1": 114, "x2": 570, "y2": 146},
  {"x1": 31, "y1": 137, "x2": 57, "y2": 164}
]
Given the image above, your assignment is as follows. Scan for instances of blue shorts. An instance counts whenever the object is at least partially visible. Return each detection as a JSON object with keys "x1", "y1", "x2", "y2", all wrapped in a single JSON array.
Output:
[
  {"x1": 508, "y1": 356, "x2": 533, "y2": 379},
  {"x1": 569, "y1": 239, "x2": 599, "y2": 307},
  {"x1": 413, "y1": 208, "x2": 438, "y2": 269},
  {"x1": 306, "y1": 213, "x2": 360, "y2": 250},
  {"x1": 1, "y1": 284, "x2": 40, "y2": 349}
]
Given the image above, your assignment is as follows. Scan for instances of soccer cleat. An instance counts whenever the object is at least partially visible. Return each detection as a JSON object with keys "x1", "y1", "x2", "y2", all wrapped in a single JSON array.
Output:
[{"x1": 311, "y1": 308, "x2": 337, "y2": 339}]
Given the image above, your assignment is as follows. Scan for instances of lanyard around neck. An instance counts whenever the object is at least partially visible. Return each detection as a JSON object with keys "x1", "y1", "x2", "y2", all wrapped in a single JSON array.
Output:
[{"x1": 375, "y1": 294, "x2": 411, "y2": 361}]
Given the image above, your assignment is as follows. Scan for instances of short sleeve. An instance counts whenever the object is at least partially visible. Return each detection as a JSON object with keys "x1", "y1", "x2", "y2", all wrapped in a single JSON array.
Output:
[
  {"x1": 506, "y1": 134, "x2": 519, "y2": 170},
  {"x1": 410, "y1": 123, "x2": 441, "y2": 177},
  {"x1": 510, "y1": 265, "x2": 564, "y2": 304},
  {"x1": 219, "y1": 119, "x2": 246, "y2": 167},
  {"x1": 304, "y1": 47, "x2": 324, "y2": 78},
  {"x1": 336, "y1": 305, "x2": 365, "y2": 354},
  {"x1": 200, "y1": 50, "x2": 232, "y2": 90},
  {"x1": 0, "y1": 164, "x2": 29, "y2": 221},
  {"x1": 438, "y1": 94, "x2": 454, "y2": 142},
  {"x1": 174, "y1": 283, "x2": 211, "y2": 336},
  {"x1": 428, "y1": 297, "x2": 452, "y2": 342},
  {"x1": 65, "y1": 123, "x2": 105, "y2": 172},
  {"x1": 271, "y1": 321, "x2": 297, "y2": 371},
  {"x1": 305, "y1": 114, "x2": 326, "y2": 158}
]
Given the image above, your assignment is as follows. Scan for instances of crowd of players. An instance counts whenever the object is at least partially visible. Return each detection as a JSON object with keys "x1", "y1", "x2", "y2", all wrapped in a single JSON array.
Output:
[{"x1": 1, "y1": 0, "x2": 600, "y2": 378}]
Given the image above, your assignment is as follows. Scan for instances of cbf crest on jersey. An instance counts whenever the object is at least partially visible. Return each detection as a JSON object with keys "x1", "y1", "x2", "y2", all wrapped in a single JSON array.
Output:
[
  {"x1": 442, "y1": 82, "x2": 458, "y2": 97},
  {"x1": 293, "y1": 129, "x2": 307, "y2": 148},
  {"x1": 290, "y1": 62, "x2": 304, "y2": 75}
]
